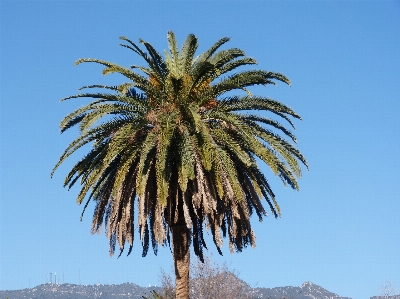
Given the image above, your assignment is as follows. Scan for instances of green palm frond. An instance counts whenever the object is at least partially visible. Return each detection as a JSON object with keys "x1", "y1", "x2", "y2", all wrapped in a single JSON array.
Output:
[
  {"x1": 75, "y1": 58, "x2": 148, "y2": 85},
  {"x1": 209, "y1": 48, "x2": 246, "y2": 68},
  {"x1": 179, "y1": 33, "x2": 198, "y2": 75},
  {"x1": 241, "y1": 115, "x2": 297, "y2": 142},
  {"x1": 219, "y1": 95, "x2": 300, "y2": 116},
  {"x1": 139, "y1": 39, "x2": 168, "y2": 77},
  {"x1": 177, "y1": 126, "x2": 195, "y2": 192},
  {"x1": 193, "y1": 36, "x2": 231, "y2": 65}
]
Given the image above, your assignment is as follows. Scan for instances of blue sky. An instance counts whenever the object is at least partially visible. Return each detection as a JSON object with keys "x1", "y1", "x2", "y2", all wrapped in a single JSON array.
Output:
[{"x1": 1, "y1": 1, "x2": 399, "y2": 299}]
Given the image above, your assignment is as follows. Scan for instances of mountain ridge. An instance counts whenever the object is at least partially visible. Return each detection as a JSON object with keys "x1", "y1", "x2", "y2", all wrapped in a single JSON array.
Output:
[
  {"x1": 0, "y1": 281, "x2": 353, "y2": 299},
  {"x1": 254, "y1": 281, "x2": 351, "y2": 299},
  {"x1": 2, "y1": 280, "x2": 398, "y2": 299}
]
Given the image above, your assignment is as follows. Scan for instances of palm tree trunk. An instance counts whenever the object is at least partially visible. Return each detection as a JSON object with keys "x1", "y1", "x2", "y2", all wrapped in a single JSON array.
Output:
[{"x1": 172, "y1": 221, "x2": 191, "y2": 299}]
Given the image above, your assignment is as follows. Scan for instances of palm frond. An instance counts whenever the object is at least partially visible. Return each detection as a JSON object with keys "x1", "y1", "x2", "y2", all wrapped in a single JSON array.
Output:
[
  {"x1": 193, "y1": 37, "x2": 231, "y2": 65},
  {"x1": 180, "y1": 34, "x2": 198, "y2": 75},
  {"x1": 209, "y1": 48, "x2": 246, "y2": 68},
  {"x1": 74, "y1": 58, "x2": 151, "y2": 93},
  {"x1": 218, "y1": 95, "x2": 301, "y2": 120}
]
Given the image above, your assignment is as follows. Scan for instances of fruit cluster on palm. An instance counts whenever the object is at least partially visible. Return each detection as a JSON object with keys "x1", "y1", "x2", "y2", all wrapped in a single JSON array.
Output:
[{"x1": 52, "y1": 31, "x2": 307, "y2": 299}]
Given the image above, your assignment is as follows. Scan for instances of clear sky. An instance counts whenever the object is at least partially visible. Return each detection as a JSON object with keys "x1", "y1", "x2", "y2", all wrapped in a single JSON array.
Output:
[{"x1": 1, "y1": 1, "x2": 399, "y2": 299}]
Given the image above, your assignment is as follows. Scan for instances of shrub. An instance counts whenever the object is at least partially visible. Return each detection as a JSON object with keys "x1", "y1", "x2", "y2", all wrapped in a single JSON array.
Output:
[{"x1": 157, "y1": 255, "x2": 260, "y2": 299}]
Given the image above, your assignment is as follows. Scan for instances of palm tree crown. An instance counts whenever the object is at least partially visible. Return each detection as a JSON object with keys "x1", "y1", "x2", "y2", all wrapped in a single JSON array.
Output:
[{"x1": 52, "y1": 31, "x2": 307, "y2": 267}]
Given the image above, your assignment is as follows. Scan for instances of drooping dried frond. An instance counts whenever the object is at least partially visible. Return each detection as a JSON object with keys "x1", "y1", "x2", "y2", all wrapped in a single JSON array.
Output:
[{"x1": 53, "y1": 31, "x2": 307, "y2": 261}]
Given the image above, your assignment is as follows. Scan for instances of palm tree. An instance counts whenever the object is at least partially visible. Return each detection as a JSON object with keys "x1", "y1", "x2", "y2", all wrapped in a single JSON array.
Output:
[{"x1": 52, "y1": 31, "x2": 307, "y2": 299}]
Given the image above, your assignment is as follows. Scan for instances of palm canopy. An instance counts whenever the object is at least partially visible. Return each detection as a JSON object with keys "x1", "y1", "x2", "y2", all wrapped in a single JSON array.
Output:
[{"x1": 52, "y1": 31, "x2": 307, "y2": 262}]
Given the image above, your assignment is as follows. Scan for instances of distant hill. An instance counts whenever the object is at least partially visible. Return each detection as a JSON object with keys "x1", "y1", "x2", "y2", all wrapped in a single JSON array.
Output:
[
  {"x1": 0, "y1": 283, "x2": 161, "y2": 299},
  {"x1": 2, "y1": 280, "x2": 386, "y2": 299},
  {"x1": 254, "y1": 281, "x2": 351, "y2": 299}
]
